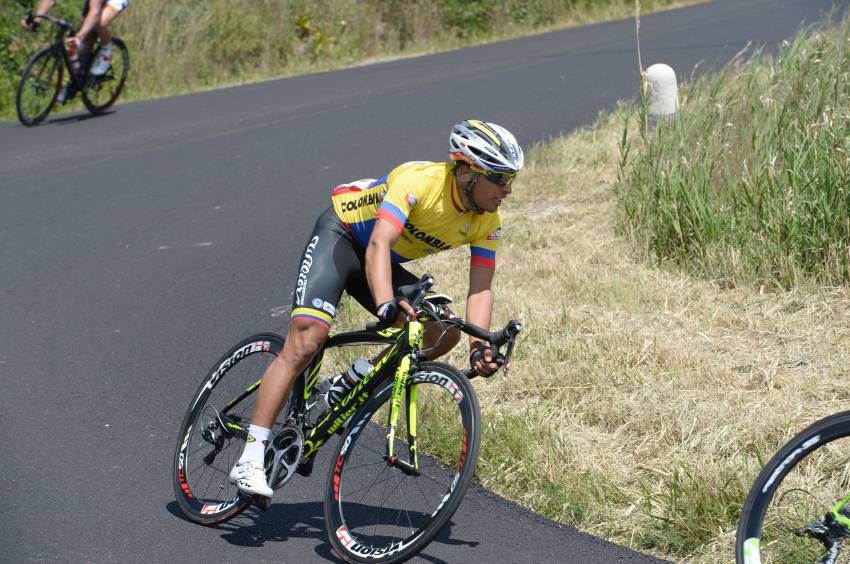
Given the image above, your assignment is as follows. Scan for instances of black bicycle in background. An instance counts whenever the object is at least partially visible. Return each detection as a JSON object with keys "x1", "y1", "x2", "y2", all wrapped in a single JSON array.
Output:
[
  {"x1": 15, "y1": 5, "x2": 129, "y2": 126},
  {"x1": 173, "y1": 274, "x2": 522, "y2": 563}
]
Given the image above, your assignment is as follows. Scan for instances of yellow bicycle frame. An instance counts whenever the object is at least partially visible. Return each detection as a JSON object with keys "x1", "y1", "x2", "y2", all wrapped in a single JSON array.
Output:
[{"x1": 385, "y1": 319, "x2": 424, "y2": 470}]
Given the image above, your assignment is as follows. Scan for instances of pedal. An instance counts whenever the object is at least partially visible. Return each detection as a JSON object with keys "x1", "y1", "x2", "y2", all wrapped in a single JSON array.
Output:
[{"x1": 239, "y1": 491, "x2": 271, "y2": 511}]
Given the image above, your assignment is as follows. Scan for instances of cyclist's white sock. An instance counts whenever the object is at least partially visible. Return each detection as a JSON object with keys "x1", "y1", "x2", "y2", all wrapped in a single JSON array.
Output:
[
  {"x1": 238, "y1": 424, "x2": 271, "y2": 464},
  {"x1": 100, "y1": 41, "x2": 112, "y2": 54}
]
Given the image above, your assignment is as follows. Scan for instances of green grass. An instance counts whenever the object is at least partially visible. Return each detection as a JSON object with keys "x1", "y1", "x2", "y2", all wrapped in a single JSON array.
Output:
[
  {"x1": 617, "y1": 12, "x2": 850, "y2": 288},
  {"x1": 1, "y1": 0, "x2": 704, "y2": 121}
]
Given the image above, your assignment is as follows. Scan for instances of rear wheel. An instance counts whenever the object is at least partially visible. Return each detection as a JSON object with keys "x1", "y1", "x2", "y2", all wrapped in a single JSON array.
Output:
[
  {"x1": 324, "y1": 361, "x2": 481, "y2": 563},
  {"x1": 82, "y1": 37, "x2": 129, "y2": 114},
  {"x1": 16, "y1": 46, "x2": 63, "y2": 126},
  {"x1": 173, "y1": 333, "x2": 285, "y2": 525}
]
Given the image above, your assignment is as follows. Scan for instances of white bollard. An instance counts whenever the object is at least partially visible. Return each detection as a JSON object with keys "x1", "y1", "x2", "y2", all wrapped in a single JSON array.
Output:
[{"x1": 643, "y1": 63, "x2": 678, "y2": 125}]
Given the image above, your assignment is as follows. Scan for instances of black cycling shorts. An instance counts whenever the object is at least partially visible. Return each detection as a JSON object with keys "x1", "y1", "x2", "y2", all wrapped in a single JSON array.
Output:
[{"x1": 289, "y1": 207, "x2": 418, "y2": 330}]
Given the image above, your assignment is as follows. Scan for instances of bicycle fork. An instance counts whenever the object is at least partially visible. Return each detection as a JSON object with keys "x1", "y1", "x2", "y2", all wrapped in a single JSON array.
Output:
[{"x1": 385, "y1": 320, "x2": 423, "y2": 476}]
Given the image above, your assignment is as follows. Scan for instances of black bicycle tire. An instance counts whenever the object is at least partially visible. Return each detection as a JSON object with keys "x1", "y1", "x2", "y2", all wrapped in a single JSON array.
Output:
[
  {"x1": 324, "y1": 361, "x2": 481, "y2": 564},
  {"x1": 736, "y1": 410, "x2": 850, "y2": 563},
  {"x1": 82, "y1": 37, "x2": 129, "y2": 114},
  {"x1": 16, "y1": 46, "x2": 63, "y2": 126},
  {"x1": 173, "y1": 332, "x2": 285, "y2": 525}
]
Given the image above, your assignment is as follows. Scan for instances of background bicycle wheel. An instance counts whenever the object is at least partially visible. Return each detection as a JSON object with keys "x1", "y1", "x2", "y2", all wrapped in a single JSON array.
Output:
[{"x1": 738, "y1": 413, "x2": 850, "y2": 563}]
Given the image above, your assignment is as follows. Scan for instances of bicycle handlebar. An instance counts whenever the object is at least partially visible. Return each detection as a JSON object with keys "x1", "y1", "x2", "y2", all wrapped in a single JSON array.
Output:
[
  {"x1": 365, "y1": 273, "x2": 523, "y2": 379},
  {"x1": 25, "y1": 11, "x2": 76, "y2": 35}
]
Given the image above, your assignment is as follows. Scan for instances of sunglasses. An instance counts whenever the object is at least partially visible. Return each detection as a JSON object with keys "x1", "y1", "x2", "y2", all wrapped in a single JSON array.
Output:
[{"x1": 471, "y1": 166, "x2": 517, "y2": 187}]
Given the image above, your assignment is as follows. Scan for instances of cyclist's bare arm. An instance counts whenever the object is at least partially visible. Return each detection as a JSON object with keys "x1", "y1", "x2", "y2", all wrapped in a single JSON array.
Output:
[
  {"x1": 21, "y1": 0, "x2": 55, "y2": 29},
  {"x1": 366, "y1": 219, "x2": 415, "y2": 317},
  {"x1": 468, "y1": 264, "x2": 500, "y2": 376}
]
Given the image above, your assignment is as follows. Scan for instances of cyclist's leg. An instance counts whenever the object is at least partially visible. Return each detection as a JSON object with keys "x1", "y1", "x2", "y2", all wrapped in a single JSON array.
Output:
[
  {"x1": 231, "y1": 208, "x2": 358, "y2": 494},
  {"x1": 254, "y1": 207, "x2": 359, "y2": 425},
  {"x1": 75, "y1": 0, "x2": 101, "y2": 45},
  {"x1": 250, "y1": 319, "x2": 327, "y2": 429},
  {"x1": 95, "y1": 0, "x2": 130, "y2": 44},
  {"x1": 89, "y1": 0, "x2": 130, "y2": 75}
]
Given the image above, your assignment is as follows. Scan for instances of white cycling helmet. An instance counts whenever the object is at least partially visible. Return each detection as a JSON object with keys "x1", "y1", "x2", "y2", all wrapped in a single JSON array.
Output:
[{"x1": 449, "y1": 119, "x2": 524, "y2": 175}]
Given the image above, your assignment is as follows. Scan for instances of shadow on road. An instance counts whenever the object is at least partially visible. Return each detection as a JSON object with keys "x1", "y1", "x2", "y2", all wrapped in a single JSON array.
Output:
[
  {"x1": 47, "y1": 110, "x2": 116, "y2": 125},
  {"x1": 165, "y1": 499, "x2": 477, "y2": 563}
]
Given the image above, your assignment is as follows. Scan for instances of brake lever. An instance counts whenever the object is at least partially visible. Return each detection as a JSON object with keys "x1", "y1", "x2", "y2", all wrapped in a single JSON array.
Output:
[{"x1": 501, "y1": 340, "x2": 516, "y2": 375}]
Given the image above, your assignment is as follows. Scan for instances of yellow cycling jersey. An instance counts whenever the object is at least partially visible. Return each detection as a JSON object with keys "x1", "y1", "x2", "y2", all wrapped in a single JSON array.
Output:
[{"x1": 330, "y1": 161, "x2": 501, "y2": 268}]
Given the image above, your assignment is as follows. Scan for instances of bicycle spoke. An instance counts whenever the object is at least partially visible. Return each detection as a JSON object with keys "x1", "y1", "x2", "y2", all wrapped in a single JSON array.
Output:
[
  {"x1": 340, "y1": 458, "x2": 388, "y2": 474},
  {"x1": 343, "y1": 471, "x2": 398, "y2": 500},
  {"x1": 393, "y1": 470, "x2": 417, "y2": 536},
  {"x1": 412, "y1": 475, "x2": 437, "y2": 516},
  {"x1": 369, "y1": 467, "x2": 396, "y2": 540}
]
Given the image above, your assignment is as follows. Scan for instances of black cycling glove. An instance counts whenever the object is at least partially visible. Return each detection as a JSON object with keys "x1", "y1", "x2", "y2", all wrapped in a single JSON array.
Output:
[
  {"x1": 376, "y1": 299, "x2": 400, "y2": 324},
  {"x1": 469, "y1": 347, "x2": 487, "y2": 368}
]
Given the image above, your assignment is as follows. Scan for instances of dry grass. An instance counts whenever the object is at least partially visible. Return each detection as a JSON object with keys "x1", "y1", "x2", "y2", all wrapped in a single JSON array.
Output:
[{"x1": 335, "y1": 112, "x2": 850, "y2": 560}]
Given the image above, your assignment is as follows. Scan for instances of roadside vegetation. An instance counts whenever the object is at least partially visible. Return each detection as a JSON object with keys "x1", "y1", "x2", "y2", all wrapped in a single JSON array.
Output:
[
  {"x1": 619, "y1": 16, "x2": 850, "y2": 289},
  {"x1": 337, "y1": 13, "x2": 850, "y2": 562},
  {"x1": 1, "y1": 0, "x2": 705, "y2": 120}
]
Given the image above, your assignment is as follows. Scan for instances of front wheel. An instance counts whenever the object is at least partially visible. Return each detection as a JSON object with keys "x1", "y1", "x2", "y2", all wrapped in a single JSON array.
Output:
[
  {"x1": 82, "y1": 37, "x2": 129, "y2": 114},
  {"x1": 173, "y1": 333, "x2": 285, "y2": 525},
  {"x1": 737, "y1": 410, "x2": 850, "y2": 563},
  {"x1": 16, "y1": 46, "x2": 64, "y2": 126},
  {"x1": 325, "y1": 361, "x2": 481, "y2": 563}
]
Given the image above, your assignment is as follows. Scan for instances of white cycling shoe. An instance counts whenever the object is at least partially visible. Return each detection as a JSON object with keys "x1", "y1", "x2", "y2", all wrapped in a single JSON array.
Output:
[
  {"x1": 229, "y1": 460, "x2": 273, "y2": 498},
  {"x1": 90, "y1": 51, "x2": 112, "y2": 76}
]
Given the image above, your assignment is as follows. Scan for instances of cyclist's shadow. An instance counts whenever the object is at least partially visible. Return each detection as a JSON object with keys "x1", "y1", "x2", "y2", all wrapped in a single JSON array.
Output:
[
  {"x1": 166, "y1": 500, "x2": 475, "y2": 563},
  {"x1": 48, "y1": 110, "x2": 116, "y2": 125}
]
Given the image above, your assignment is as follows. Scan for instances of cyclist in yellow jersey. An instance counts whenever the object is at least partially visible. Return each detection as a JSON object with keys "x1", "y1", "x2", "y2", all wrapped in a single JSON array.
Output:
[
  {"x1": 230, "y1": 120, "x2": 524, "y2": 498},
  {"x1": 331, "y1": 160, "x2": 502, "y2": 264}
]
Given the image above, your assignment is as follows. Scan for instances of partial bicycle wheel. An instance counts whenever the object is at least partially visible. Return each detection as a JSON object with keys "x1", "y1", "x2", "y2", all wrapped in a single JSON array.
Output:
[
  {"x1": 16, "y1": 46, "x2": 64, "y2": 126},
  {"x1": 324, "y1": 361, "x2": 481, "y2": 563},
  {"x1": 82, "y1": 37, "x2": 129, "y2": 114},
  {"x1": 737, "y1": 410, "x2": 850, "y2": 563},
  {"x1": 173, "y1": 333, "x2": 284, "y2": 525}
]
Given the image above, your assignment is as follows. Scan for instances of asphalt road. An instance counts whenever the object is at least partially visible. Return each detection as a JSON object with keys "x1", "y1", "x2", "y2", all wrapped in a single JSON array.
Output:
[{"x1": 2, "y1": 1, "x2": 847, "y2": 562}]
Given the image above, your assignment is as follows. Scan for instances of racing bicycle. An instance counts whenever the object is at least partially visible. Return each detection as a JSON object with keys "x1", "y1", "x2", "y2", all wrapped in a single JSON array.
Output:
[
  {"x1": 16, "y1": 6, "x2": 129, "y2": 126},
  {"x1": 737, "y1": 411, "x2": 850, "y2": 563},
  {"x1": 172, "y1": 273, "x2": 522, "y2": 563}
]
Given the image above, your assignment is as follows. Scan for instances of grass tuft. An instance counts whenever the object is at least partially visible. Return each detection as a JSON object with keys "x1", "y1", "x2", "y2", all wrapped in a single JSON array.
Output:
[{"x1": 617, "y1": 12, "x2": 850, "y2": 288}]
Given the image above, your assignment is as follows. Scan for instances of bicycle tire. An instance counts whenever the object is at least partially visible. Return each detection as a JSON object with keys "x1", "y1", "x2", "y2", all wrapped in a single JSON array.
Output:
[
  {"x1": 324, "y1": 361, "x2": 481, "y2": 563},
  {"x1": 737, "y1": 410, "x2": 850, "y2": 563},
  {"x1": 173, "y1": 332, "x2": 284, "y2": 525},
  {"x1": 82, "y1": 37, "x2": 129, "y2": 114},
  {"x1": 16, "y1": 46, "x2": 64, "y2": 126}
]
